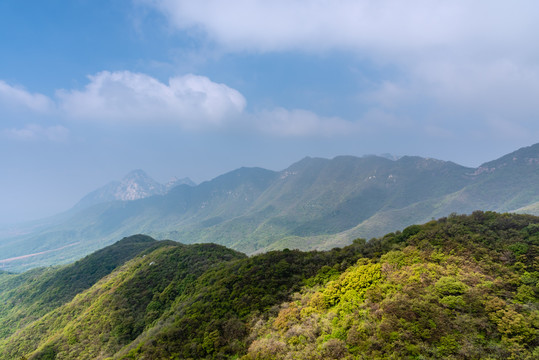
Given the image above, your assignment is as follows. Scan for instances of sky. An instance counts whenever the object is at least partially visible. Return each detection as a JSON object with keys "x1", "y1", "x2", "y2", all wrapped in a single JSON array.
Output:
[{"x1": 1, "y1": 0, "x2": 538, "y2": 224}]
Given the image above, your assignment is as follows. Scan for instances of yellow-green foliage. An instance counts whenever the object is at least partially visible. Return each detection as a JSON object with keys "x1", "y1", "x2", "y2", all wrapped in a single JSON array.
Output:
[
  {"x1": 323, "y1": 261, "x2": 382, "y2": 308},
  {"x1": 243, "y1": 212, "x2": 539, "y2": 360}
]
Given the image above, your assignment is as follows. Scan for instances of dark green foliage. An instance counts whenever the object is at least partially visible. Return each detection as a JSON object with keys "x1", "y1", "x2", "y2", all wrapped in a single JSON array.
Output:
[
  {"x1": 401, "y1": 223, "x2": 422, "y2": 239},
  {"x1": 33, "y1": 234, "x2": 161, "y2": 303}
]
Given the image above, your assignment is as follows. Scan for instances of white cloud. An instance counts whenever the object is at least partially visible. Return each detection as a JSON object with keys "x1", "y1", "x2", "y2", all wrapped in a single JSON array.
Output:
[
  {"x1": 57, "y1": 71, "x2": 246, "y2": 128},
  {"x1": 2, "y1": 71, "x2": 357, "y2": 137},
  {"x1": 0, "y1": 81, "x2": 65, "y2": 143},
  {"x1": 3, "y1": 124, "x2": 69, "y2": 142},
  {"x1": 54, "y1": 70, "x2": 357, "y2": 136},
  {"x1": 0, "y1": 81, "x2": 54, "y2": 113},
  {"x1": 253, "y1": 108, "x2": 358, "y2": 137}
]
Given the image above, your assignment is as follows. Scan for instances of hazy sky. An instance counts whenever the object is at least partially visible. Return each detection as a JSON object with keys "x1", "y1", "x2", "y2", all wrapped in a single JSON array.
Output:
[{"x1": 1, "y1": 0, "x2": 538, "y2": 224}]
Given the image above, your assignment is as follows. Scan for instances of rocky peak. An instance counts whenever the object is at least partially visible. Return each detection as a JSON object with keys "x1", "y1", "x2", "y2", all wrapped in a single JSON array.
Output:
[
  {"x1": 73, "y1": 170, "x2": 193, "y2": 210},
  {"x1": 116, "y1": 170, "x2": 165, "y2": 201}
]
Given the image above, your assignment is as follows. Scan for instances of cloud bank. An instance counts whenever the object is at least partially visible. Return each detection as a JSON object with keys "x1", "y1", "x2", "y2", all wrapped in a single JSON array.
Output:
[
  {"x1": 144, "y1": 0, "x2": 539, "y2": 140},
  {"x1": 6, "y1": 0, "x2": 538, "y2": 141}
]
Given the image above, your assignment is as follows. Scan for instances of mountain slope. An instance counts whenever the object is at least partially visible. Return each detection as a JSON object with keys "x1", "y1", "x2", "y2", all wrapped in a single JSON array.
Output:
[
  {"x1": 348, "y1": 143, "x2": 539, "y2": 241},
  {"x1": 440, "y1": 142, "x2": 539, "y2": 213},
  {"x1": 246, "y1": 155, "x2": 473, "y2": 239},
  {"x1": 0, "y1": 212, "x2": 537, "y2": 359}
]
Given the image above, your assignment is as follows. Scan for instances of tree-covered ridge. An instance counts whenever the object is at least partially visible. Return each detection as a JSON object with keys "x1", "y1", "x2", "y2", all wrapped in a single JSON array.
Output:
[
  {"x1": 0, "y1": 212, "x2": 537, "y2": 359},
  {"x1": 0, "y1": 241, "x2": 245, "y2": 359}
]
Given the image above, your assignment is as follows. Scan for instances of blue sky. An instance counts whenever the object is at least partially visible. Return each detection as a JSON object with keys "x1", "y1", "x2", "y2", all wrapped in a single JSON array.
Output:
[{"x1": 1, "y1": 0, "x2": 538, "y2": 224}]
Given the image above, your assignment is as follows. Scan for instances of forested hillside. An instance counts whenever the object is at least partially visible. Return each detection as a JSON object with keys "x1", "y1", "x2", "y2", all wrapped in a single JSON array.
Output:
[{"x1": 0, "y1": 212, "x2": 537, "y2": 359}]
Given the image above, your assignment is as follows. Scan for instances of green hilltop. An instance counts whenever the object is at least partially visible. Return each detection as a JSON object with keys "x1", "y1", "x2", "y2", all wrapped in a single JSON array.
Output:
[{"x1": 0, "y1": 212, "x2": 537, "y2": 359}]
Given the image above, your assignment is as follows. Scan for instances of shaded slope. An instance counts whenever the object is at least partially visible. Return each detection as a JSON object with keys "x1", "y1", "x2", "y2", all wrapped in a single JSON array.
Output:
[
  {"x1": 258, "y1": 155, "x2": 473, "y2": 236},
  {"x1": 325, "y1": 143, "x2": 539, "y2": 247},
  {"x1": 157, "y1": 155, "x2": 474, "y2": 253},
  {"x1": 442, "y1": 142, "x2": 539, "y2": 213}
]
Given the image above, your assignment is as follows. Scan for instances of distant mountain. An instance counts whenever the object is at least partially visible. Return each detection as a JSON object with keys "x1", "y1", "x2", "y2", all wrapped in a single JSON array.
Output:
[
  {"x1": 0, "y1": 212, "x2": 537, "y2": 359},
  {"x1": 1, "y1": 143, "x2": 539, "y2": 271},
  {"x1": 72, "y1": 170, "x2": 195, "y2": 210}
]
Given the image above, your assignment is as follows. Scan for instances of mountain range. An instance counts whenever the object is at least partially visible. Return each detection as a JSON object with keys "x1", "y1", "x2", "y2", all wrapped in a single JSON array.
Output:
[{"x1": 1, "y1": 143, "x2": 539, "y2": 271}]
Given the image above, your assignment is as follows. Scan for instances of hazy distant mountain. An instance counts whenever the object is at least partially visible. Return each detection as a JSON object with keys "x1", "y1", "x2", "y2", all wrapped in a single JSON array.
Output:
[
  {"x1": 2, "y1": 143, "x2": 539, "y2": 271},
  {"x1": 73, "y1": 170, "x2": 195, "y2": 210}
]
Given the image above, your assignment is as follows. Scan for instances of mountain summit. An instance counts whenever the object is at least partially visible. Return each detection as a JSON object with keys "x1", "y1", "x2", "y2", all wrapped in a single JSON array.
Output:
[
  {"x1": 73, "y1": 170, "x2": 194, "y2": 210},
  {"x1": 113, "y1": 169, "x2": 165, "y2": 201}
]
